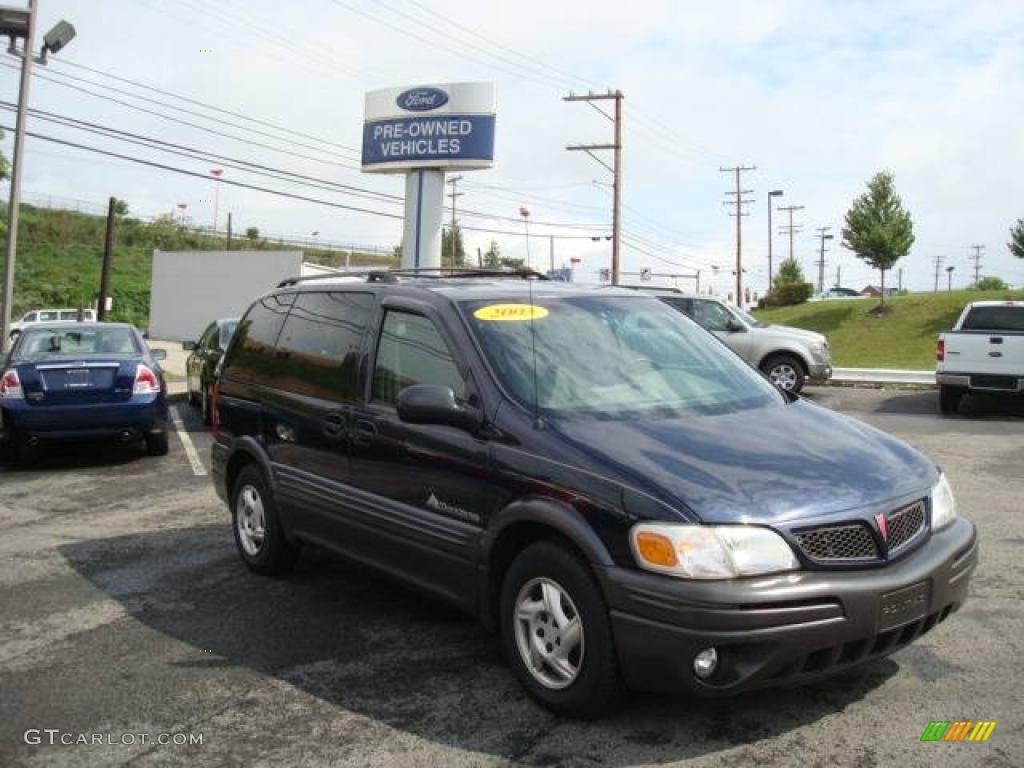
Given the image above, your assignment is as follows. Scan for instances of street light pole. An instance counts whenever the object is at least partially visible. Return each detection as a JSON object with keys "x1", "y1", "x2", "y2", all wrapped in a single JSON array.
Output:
[
  {"x1": 946, "y1": 265, "x2": 955, "y2": 292},
  {"x1": 0, "y1": 0, "x2": 36, "y2": 352},
  {"x1": 519, "y1": 206, "x2": 531, "y2": 270}
]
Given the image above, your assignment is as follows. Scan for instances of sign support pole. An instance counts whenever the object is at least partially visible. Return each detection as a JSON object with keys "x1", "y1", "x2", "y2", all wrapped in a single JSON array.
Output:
[{"x1": 402, "y1": 169, "x2": 444, "y2": 270}]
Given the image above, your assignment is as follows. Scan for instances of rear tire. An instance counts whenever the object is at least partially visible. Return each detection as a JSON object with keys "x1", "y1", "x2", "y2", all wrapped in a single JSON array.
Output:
[
  {"x1": 146, "y1": 431, "x2": 169, "y2": 456},
  {"x1": 762, "y1": 354, "x2": 806, "y2": 394},
  {"x1": 939, "y1": 385, "x2": 965, "y2": 414},
  {"x1": 231, "y1": 464, "x2": 299, "y2": 577},
  {"x1": 500, "y1": 540, "x2": 622, "y2": 719},
  {"x1": 200, "y1": 382, "x2": 211, "y2": 425}
]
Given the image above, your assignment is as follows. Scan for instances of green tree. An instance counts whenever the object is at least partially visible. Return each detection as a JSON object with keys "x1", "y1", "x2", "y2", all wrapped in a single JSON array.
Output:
[
  {"x1": 482, "y1": 240, "x2": 501, "y2": 267},
  {"x1": 842, "y1": 170, "x2": 915, "y2": 306},
  {"x1": 112, "y1": 198, "x2": 129, "y2": 217},
  {"x1": 1010, "y1": 218, "x2": 1024, "y2": 259},
  {"x1": 773, "y1": 257, "x2": 805, "y2": 286},
  {"x1": 245, "y1": 226, "x2": 260, "y2": 241},
  {"x1": 442, "y1": 223, "x2": 466, "y2": 266},
  {"x1": 0, "y1": 128, "x2": 8, "y2": 181},
  {"x1": 974, "y1": 276, "x2": 1008, "y2": 290}
]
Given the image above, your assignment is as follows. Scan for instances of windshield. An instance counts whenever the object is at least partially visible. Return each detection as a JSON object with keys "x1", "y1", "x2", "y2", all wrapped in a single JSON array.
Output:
[
  {"x1": 16, "y1": 326, "x2": 140, "y2": 357},
  {"x1": 732, "y1": 305, "x2": 766, "y2": 328},
  {"x1": 462, "y1": 296, "x2": 782, "y2": 418}
]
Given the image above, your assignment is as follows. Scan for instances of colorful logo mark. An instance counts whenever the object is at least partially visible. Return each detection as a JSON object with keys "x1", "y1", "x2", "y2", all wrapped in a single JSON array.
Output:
[{"x1": 920, "y1": 721, "x2": 996, "y2": 742}]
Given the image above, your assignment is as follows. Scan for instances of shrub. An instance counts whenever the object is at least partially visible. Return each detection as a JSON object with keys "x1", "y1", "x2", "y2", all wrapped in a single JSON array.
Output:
[{"x1": 764, "y1": 282, "x2": 813, "y2": 307}]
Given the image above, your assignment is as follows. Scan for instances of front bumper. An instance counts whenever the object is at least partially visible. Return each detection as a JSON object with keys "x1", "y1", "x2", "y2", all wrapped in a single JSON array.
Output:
[
  {"x1": 807, "y1": 361, "x2": 833, "y2": 383},
  {"x1": 603, "y1": 517, "x2": 976, "y2": 695}
]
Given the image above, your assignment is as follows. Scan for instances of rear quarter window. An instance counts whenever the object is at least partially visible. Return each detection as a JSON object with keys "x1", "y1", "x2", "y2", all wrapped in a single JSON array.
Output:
[
  {"x1": 274, "y1": 292, "x2": 374, "y2": 401},
  {"x1": 223, "y1": 294, "x2": 293, "y2": 384}
]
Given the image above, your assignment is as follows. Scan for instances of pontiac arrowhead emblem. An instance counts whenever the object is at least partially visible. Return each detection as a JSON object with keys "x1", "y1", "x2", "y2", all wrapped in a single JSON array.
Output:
[{"x1": 875, "y1": 512, "x2": 889, "y2": 542}]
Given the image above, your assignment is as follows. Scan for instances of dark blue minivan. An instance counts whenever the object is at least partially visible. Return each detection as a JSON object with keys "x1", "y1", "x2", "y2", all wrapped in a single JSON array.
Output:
[
  {"x1": 0, "y1": 323, "x2": 170, "y2": 460},
  {"x1": 210, "y1": 271, "x2": 977, "y2": 718}
]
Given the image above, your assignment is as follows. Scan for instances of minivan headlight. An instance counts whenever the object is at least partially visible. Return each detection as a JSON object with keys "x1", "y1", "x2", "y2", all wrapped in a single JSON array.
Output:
[
  {"x1": 931, "y1": 473, "x2": 957, "y2": 530},
  {"x1": 630, "y1": 523, "x2": 799, "y2": 579}
]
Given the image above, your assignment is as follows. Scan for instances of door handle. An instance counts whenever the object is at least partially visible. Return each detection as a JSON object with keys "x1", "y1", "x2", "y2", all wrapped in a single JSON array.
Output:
[
  {"x1": 322, "y1": 411, "x2": 346, "y2": 438},
  {"x1": 351, "y1": 418, "x2": 379, "y2": 446}
]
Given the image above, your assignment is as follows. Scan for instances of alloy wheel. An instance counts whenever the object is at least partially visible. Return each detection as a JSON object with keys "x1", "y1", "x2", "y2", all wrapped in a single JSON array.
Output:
[
  {"x1": 513, "y1": 577, "x2": 585, "y2": 690},
  {"x1": 235, "y1": 484, "x2": 266, "y2": 556}
]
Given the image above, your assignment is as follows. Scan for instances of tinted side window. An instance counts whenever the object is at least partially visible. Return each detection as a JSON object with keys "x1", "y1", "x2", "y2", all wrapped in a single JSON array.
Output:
[
  {"x1": 692, "y1": 300, "x2": 733, "y2": 332},
  {"x1": 225, "y1": 294, "x2": 293, "y2": 384},
  {"x1": 662, "y1": 297, "x2": 694, "y2": 317},
  {"x1": 276, "y1": 291, "x2": 374, "y2": 401},
  {"x1": 372, "y1": 311, "x2": 465, "y2": 405}
]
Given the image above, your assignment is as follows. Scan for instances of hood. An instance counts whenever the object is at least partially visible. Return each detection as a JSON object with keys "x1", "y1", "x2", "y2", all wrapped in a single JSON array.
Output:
[
  {"x1": 547, "y1": 400, "x2": 936, "y2": 525},
  {"x1": 757, "y1": 324, "x2": 826, "y2": 345}
]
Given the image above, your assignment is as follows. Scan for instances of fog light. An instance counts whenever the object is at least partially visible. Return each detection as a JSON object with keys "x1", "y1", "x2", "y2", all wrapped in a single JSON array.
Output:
[{"x1": 693, "y1": 647, "x2": 718, "y2": 679}]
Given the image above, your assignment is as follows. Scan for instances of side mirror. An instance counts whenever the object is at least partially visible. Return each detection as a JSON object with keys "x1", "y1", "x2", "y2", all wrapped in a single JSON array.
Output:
[
  {"x1": 182, "y1": 340, "x2": 197, "y2": 351},
  {"x1": 725, "y1": 319, "x2": 745, "y2": 333},
  {"x1": 397, "y1": 384, "x2": 482, "y2": 432},
  {"x1": 151, "y1": 348, "x2": 167, "y2": 361}
]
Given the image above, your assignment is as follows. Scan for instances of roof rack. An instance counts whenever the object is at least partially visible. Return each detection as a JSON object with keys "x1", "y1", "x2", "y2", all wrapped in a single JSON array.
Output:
[{"x1": 277, "y1": 267, "x2": 549, "y2": 288}]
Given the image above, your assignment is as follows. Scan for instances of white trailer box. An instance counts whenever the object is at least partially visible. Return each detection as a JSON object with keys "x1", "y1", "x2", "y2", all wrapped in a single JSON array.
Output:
[{"x1": 149, "y1": 249, "x2": 303, "y2": 341}]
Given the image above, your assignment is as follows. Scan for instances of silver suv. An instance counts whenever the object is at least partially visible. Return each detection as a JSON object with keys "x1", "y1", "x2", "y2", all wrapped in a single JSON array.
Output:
[{"x1": 642, "y1": 290, "x2": 832, "y2": 393}]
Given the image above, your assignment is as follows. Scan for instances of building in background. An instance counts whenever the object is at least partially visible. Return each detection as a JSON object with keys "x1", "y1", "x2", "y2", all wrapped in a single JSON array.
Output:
[{"x1": 148, "y1": 250, "x2": 304, "y2": 341}]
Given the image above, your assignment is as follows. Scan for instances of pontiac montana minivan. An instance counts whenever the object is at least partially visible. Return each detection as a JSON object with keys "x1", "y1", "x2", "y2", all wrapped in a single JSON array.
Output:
[{"x1": 210, "y1": 270, "x2": 977, "y2": 718}]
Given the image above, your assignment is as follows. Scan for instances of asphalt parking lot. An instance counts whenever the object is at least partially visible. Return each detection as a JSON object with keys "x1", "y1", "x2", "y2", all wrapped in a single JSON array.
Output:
[{"x1": 1, "y1": 389, "x2": 1021, "y2": 767}]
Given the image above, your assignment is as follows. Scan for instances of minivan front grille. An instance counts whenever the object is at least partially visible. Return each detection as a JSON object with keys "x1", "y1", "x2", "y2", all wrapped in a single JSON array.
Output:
[
  {"x1": 795, "y1": 523, "x2": 878, "y2": 562},
  {"x1": 887, "y1": 500, "x2": 926, "y2": 553}
]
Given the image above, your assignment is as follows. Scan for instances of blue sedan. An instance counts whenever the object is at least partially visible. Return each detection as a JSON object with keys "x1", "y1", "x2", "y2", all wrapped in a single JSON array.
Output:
[{"x1": 0, "y1": 323, "x2": 170, "y2": 461}]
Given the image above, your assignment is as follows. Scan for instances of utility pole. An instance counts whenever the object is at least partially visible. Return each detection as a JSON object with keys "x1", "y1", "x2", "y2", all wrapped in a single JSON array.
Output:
[
  {"x1": 0, "y1": 1, "x2": 36, "y2": 351},
  {"x1": 968, "y1": 244, "x2": 985, "y2": 285},
  {"x1": 97, "y1": 196, "x2": 115, "y2": 322},
  {"x1": 776, "y1": 204, "x2": 805, "y2": 265},
  {"x1": 815, "y1": 226, "x2": 833, "y2": 294},
  {"x1": 720, "y1": 164, "x2": 756, "y2": 307},
  {"x1": 446, "y1": 175, "x2": 463, "y2": 268},
  {"x1": 767, "y1": 189, "x2": 784, "y2": 288},
  {"x1": 898, "y1": 267, "x2": 903, "y2": 292},
  {"x1": 932, "y1": 254, "x2": 945, "y2": 292},
  {"x1": 835, "y1": 264, "x2": 841, "y2": 288},
  {"x1": 549, "y1": 235, "x2": 555, "y2": 274},
  {"x1": 226, "y1": 212, "x2": 233, "y2": 251},
  {"x1": 565, "y1": 90, "x2": 623, "y2": 284}
]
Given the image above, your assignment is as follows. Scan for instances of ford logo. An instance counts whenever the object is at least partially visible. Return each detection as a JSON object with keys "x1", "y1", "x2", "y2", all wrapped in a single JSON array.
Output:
[{"x1": 397, "y1": 87, "x2": 449, "y2": 112}]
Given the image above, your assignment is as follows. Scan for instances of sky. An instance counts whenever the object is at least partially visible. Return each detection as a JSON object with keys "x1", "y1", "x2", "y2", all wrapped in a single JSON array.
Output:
[{"x1": 2, "y1": 0, "x2": 1023, "y2": 295}]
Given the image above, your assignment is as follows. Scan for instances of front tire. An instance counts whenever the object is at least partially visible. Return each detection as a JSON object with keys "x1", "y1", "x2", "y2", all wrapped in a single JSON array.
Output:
[
  {"x1": 231, "y1": 464, "x2": 299, "y2": 577},
  {"x1": 500, "y1": 540, "x2": 621, "y2": 719},
  {"x1": 762, "y1": 354, "x2": 806, "y2": 394},
  {"x1": 939, "y1": 385, "x2": 965, "y2": 414}
]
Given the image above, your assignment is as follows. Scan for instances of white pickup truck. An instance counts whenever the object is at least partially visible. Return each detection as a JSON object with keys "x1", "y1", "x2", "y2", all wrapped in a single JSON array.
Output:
[{"x1": 936, "y1": 300, "x2": 1024, "y2": 413}]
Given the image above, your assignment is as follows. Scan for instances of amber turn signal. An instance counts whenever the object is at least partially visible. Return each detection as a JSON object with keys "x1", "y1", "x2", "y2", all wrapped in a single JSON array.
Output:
[{"x1": 634, "y1": 531, "x2": 679, "y2": 568}]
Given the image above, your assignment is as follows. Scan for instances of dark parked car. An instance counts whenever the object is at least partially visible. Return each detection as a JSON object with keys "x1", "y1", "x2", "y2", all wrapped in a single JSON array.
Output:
[
  {"x1": 0, "y1": 323, "x2": 170, "y2": 460},
  {"x1": 210, "y1": 271, "x2": 976, "y2": 718},
  {"x1": 183, "y1": 318, "x2": 238, "y2": 423}
]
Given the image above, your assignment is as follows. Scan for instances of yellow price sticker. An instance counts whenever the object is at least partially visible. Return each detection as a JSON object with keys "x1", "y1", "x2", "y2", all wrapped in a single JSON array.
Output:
[{"x1": 473, "y1": 304, "x2": 549, "y2": 322}]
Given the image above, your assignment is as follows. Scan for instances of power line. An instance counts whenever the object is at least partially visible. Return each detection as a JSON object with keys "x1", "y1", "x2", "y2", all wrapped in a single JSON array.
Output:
[{"x1": 2, "y1": 122, "x2": 607, "y2": 241}]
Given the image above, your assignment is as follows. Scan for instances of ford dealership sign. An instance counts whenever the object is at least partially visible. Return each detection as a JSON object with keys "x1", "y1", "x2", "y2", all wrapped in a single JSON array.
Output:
[
  {"x1": 363, "y1": 82, "x2": 496, "y2": 172},
  {"x1": 397, "y1": 87, "x2": 449, "y2": 112}
]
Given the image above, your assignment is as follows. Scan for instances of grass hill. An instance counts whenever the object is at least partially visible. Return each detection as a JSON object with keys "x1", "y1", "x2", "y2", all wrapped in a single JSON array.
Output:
[
  {"x1": 1, "y1": 204, "x2": 397, "y2": 330},
  {"x1": 753, "y1": 289, "x2": 1024, "y2": 368}
]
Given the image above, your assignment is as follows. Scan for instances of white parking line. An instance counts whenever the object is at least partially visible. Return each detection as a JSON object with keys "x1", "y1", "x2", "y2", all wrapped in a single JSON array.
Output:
[{"x1": 170, "y1": 405, "x2": 207, "y2": 477}]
